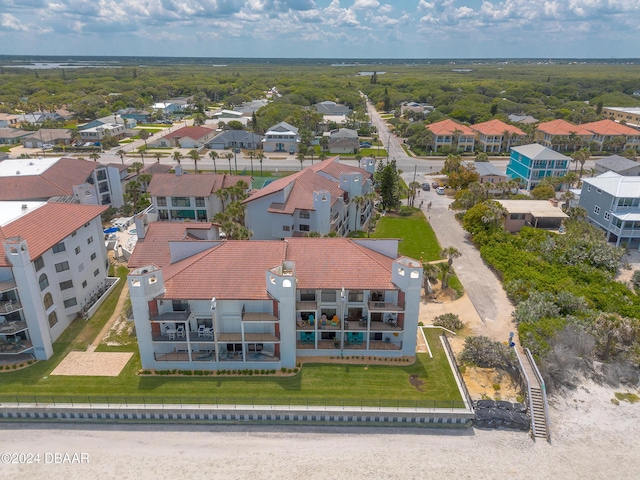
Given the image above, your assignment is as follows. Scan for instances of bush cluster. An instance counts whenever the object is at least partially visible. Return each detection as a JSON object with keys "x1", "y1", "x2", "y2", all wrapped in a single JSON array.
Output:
[{"x1": 432, "y1": 313, "x2": 464, "y2": 331}]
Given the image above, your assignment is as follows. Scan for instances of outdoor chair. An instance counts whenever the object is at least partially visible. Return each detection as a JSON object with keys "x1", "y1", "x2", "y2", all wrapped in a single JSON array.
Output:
[
  {"x1": 176, "y1": 325, "x2": 185, "y2": 338},
  {"x1": 197, "y1": 325, "x2": 206, "y2": 337}
]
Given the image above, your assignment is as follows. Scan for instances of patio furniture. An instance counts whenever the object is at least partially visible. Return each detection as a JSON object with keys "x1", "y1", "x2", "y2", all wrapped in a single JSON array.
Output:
[
  {"x1": 196, "y1": 350, "x2": 214, "y2": 360},
  {"x1": 308, "y1": 314, "x2": 315, "y2": 326},
  {"x1": 197, "y1": 325, "x2": 206, "y2": 337},
  {"x1": 321, "y1": 314, "x2": 327, "y2": 326},
  {"x1": 331, "y1": 315, "x2": 339, "y2": 327},
  {"x1": 4, "y1": 302, "x2": 13, "y2": 312},
  {"x1": 203, "y1": 327, "x2": 214, "y2": 339},
  {"x1": 176, "y1": 325, "x2": 185, "y2": 338}
]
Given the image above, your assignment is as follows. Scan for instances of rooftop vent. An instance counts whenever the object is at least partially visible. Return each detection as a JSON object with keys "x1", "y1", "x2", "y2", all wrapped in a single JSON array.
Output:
[
  {"x1": 16, "y1": 171, "x2": 20, "y2": 175},
  {"x1": 21, "y1": 204, "x2": 27, "y2": 210}
]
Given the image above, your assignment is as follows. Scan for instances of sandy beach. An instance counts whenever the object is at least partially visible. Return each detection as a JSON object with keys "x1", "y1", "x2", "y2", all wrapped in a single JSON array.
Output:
[{"x1": 1, "y1": 381, "x2": 638, "y2": 480}]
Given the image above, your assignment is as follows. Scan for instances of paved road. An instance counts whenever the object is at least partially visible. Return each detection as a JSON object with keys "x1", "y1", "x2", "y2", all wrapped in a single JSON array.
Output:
[{"x1": 406, "y1": 172, "x2": 516, "y2": 341}]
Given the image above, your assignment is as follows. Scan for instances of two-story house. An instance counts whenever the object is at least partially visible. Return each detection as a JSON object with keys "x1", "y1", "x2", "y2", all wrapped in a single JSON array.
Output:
[
  {"x1": 243, "y1": 157, "x2": 376, "y2": 239},
  {"x1": 594, "y1": 155, "x2": 640, "y2": 177},
  {"x1": 79, "y1": 123, "x2": 127, "y2": 143},
  {"x1": 147, "y1": 169, "x2": 251, "y2": 222},
  {"x1": 579, "y1": 172, "x2": 640, "y2": 249},
  {"x1": 1, "y1": 201, "x2": 110, "y2": 360},
  {"x1": 426, "y1": 119, "x2": 476, "y2": 152},
  {"x1": 328, "y1": 128, "x2": 359, "y2": 154},
  {"x1": 127, "y1": 237, "x2": 422, "y2": 371},
  {"x1": 149, "y1": 126, "x2": 215, "y2": 149},
  {"x1": 534, "y1": 119, "x2": 593, "y2": 151},
  {"x1": 470, "y1": 119, "x2": 526, "y2": 153},
  {"x1": 0, "y1": 157, "x2": 127, "y2": 208},
  {"x1": 582, "y1": 119, "x2": 640, "y2": 152},
  {"x1": 261, "y1": 121, "x2": 300, "y2": 153},
  {"x1": 506, "y1": 144, "x2": 570, "y2": 191}
]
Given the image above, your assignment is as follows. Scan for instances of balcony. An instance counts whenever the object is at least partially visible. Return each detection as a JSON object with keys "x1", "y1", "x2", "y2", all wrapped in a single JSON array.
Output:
[
  {"x1": 0, "y1": 320, "x2": 28, "y2": 335},
  {"x1": 0, "y1": 338, "x2": 33, "y2": 354},
  {"x1": 368, "y1": 300, "x2": 404, "y2": 312},
  {"x1": 0, "y1": 280, "x2": 17, "y2": 295},
  {"x1": 149, "y1": 309, "x2": 191, "y2": 322},
  {"x1": 296, "y1": 301, "x2": 317, "y2": 311},
  {"x1": 0, "y1": 301, "x2": 22, "y2": 314},
  {"x1": 242, "y1": 312, "x2": 278, "y2": 322}
]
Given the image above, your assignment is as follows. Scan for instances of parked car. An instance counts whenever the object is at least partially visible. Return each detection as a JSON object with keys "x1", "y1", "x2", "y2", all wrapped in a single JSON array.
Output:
[
  {"x1": 436, "y1": 187, "x2": 445, "y2": 195},
  {"x1": 41, "y1": 143, "x2": 53, "y2": 149},
  {"x1": 421, "y1": 183, "x2": 430, "y2": 191},
  {"x1": 359, "y1": 142, "x2": 372, "y2": 148},
  {"x1": 432, "y1": 181, "x2": 439, "y2": 188},
  {"x1": 233, "y1": 148, "x2": 241, "y2": 153}
]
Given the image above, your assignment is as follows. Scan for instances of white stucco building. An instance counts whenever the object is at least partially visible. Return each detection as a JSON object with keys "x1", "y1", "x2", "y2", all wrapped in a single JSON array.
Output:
[{"x1": 1, "y1": 201, "x2": 110, "y2": 360}]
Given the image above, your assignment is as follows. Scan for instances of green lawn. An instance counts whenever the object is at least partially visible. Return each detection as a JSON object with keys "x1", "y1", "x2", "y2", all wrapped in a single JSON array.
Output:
[{"x1": 372, "y1": 211, "x2": 441, "y2": 261}]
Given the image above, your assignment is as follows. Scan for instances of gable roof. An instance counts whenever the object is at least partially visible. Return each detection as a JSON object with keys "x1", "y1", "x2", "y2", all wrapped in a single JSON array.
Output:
[
  {"x1": 160, "y1": 238, "x2": 398, "y2": 300},
  {"x1": 582, "y1": 171, "x2": 640, "y2": 197},
  {"x1": 22, "y1": 129, "x2": 72, "y2": 140},
  {"x1": 511, "y1": 144, "x2": 571, "y2": 161},
  {"x1": 265, "y1": 121, "x2": 298, "y2": 134},
  {"x1": 163, "y1": 125, "x2": 215, "y2": 141},
  {"x1": 537, "y1": 119, "x2": 593, "y2": 136},
  {"x1": 330, "y1": 128, "x2": 358, "y2": 139},
  {"x1": 463, "y1": 161, "x2": 505, "y2": 177},
  {"x1": 0, "y1": 202, "x2": 107, "y2": 266},
  {"x1": 147, "y1": 173, "x2": 251, "y2": 197},
  {"x1": 426, "y1": 119, "x2": 475, "y2": 136},
  {"x1": 208, "y1": 130, "x2": 263, "y2": 144},
  {"x1": 581, "y1": 119, "x2": 640, "y2": 136},
  {"x1": 0, "y1": 157, "x2": 98, "y2": 201},
  {"x1": 243, "y1": 157, "x2": 370, "y2": 213},
  {"x1": 595, "y1": 155, "x2": 640, "y2": 173},
  {"x1": 471, "y1": 119, "x2": 525, "y2": 136},
  {"x1": 127, "y1": 222, "x2": 217, "y2": 269}
]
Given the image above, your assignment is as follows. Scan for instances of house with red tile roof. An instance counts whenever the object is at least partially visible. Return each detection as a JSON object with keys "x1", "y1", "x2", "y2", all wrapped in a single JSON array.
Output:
[
  {"x1": 470, "y1": 119, "x2": 526, "y2": 153},
  {"x1": 0, "y1": 201, "x2": 109, "y2": 360},
  {"x1": 0, "y1": 156, "x2": 128, "y2": 208},
  {"x1": 426, "y1": 119, "x2": 476, "y2": 152},
  {"x1": 534, "y1": 119, "x2": 593, "y2": 151},
  {"x1": 127, "y1": 237, "x2": 423, "y2": 370},
  {"x1": 148, "y1": 125, "x2": 216, "y2": 149},
  {"x1": 147, "y1": 169, "x2": 251, "y2": 222},
  {"x1": 581, "y1": 119, "x2": 640, "y2": 152},
  {"x1": 242, "y1": 156, "x2": 376, "y2": 239}
]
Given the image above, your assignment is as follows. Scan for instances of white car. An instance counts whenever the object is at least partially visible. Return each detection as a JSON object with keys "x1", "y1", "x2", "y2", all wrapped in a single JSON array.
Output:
[
  {"x1": 436, "y1": 187, "x2": 445, "y2": 195},
  {"x1": 41, "y1": 143, "x2": 53, "y2": 149}
]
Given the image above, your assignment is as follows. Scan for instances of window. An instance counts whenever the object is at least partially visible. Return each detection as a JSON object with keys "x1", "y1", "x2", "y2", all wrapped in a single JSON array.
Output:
[
  {"x1": 75, "y1": 246, "x2": 81, "y2": 255},
  {"x1": 43, "y1": 292, "x2": 53, "y2": 310},
  {"x1": 157, "y1": 197, "x2": 167, "y2": 207},
  {"x1": 55, "y1": 261, "x2": 70, "y2": 273},
  {"x1": 94, "y1": 268, "x2": 100, "y2": 277},
  {"x1": 300, "y1": 289, "x2": 316, "y2": 301},
  {"x1": 321, "y1": 290, "x2": 336, "y2": 302},
  {"x1": 171, "y1": 197, "x2": 190, "y2": 207},
  {"x1": 39, "y1": 274, "x2": 49, "y2": 291},
  {"x1": 195, "y1": 197, "x2": 205, "y2": 207},
  {"x1": 587, "y1": 185, "x2": 591, "y2": 192},
  {"x1": 604, "y1": 211, "x2": 611, "y2": 221},
  {"x1": 510, "y1": 213, "x2": 526, "y2": 220},
  {"x1": 71, "y1": 231, "x2": 77, "y2": 237},
  {"x1": 283, "y1": 226, "x2": 291, "y2": 231},
  {"x1": 87, "y1": 236, "x2": 94, "y2": 244},
  {"x1": 594, "y1": 206, "x2": 600, "y2": 215},
  {"x1": 348, "y1": 290, "x2": 364, "y2": 302},
  {"x1": 596, "y1": 188, "x2": 602, "y2": 194},
  {"x1": 63, "y1": 298, "x2": 78, "y2": 308},
  {"x1": 172, "y1": 300, "x2": 188, "y2": 311},
  {"x1": 78, "y1": 263, "x2": 84, "y2": 272},
  {"x1": 59, "y1": 280, "x2": 73, "y2": 290},
  {"x1": 82, "y1": 280, "x2": 88, "y2": 288},
  {"x1": 34, "y1": 256, "x2": 44, "y2": 271},
  {"x1": 299, "y1": 210, "x2": 310, "y2": 219},
  {"x1": 48, "y1": 311, "x2": 58, "y2": 328},
  {"x1": 91, "y1": 252, "x2": 97, "y2": 261},
  {"x1": 299, "y1": 224, "x2": 310, "y2": 232},
  {"x1": 52, "y1": 242, "x2": 66, "y2": 253}
]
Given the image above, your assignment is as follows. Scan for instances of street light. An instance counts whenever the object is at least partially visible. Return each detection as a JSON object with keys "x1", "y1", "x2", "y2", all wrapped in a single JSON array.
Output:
[
  {"x1": 210, "y1": 297, "x2": 218, "y2": 364},
  {"x1": 340, "y1": 287, "x2": 346, "y2": 357}
]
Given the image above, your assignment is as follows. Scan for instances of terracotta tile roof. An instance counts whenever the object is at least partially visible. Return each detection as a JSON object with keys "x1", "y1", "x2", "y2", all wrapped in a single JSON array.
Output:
[
  {"x1": 0, "y1": 202, "x2": 107, "y2": 267},
  {"x1": 244, "y1": 157, "x2": 368, "y2": 214},
  {"x1": 471, "y1": 119, "x2": 525, "y2": 136},
  {"x1": 163, "y1": 126, "x2": 214, "y2": 141},
  {"x1": 159, "y1": 238, "x2": 398, "y2": 300},
  {"x1": 427, "y1": 119, "x2": 476, "y2": 136},
  {"x1": 148, "y1": 173, "x2": 251, "y2": 197},
  {"x1": 537, "y1": 119, "x2": 593, "y2": 136},
  {"x1": 581, "y1": 119, "x2": 640, "y2": 136},
  {"x1": 0, "y1": 157, "x2": 97, "y2": 201},
  {"x1": 127, "y1": 222, "x2": 217, "y2": 269}
]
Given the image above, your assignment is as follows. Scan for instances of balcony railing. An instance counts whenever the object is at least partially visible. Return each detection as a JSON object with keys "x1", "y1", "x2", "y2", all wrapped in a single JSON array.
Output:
[
  {"x1": 0, "y1": 338, "x2": 33, "y2": 354},
  {"x1": 0, "y1": 320, "x2": 28, "y2": 335},
  {"x1": 242, "y1": 312, "x2": 278, "y2": 322},
  {"x1": 368, "y1": 300, "x2": 404, "y2": 312},
  {"x1": 0, "y1": 301, "x2": 22, "y2": 314},
  {"x1": 149, "y1": 310, "x2": 191, "y2": 322}
]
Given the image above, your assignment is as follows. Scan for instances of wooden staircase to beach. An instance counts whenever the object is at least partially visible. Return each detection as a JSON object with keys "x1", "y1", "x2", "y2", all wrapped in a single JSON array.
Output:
[{"x1": 516, "y1": 348, "x2": 551, "y2": 441}]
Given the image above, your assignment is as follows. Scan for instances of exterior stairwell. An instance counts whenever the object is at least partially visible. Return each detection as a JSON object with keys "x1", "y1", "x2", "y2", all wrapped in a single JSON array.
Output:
[{"x1": 515, "y1": 347, "x2": 551, "y2": 441}]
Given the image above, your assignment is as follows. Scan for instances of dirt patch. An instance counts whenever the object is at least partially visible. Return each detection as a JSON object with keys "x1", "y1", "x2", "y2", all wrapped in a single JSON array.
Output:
[
  {"x1": 409, "y1": 374, "x2": 424, "y2": 392},
  {"x1": 462, "y1": 366, "x2": 520, "y2": 402}
]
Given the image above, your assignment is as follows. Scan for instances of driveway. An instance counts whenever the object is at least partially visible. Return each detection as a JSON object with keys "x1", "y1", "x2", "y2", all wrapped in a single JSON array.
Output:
[{"x1": 406, "y1": 172, "x2": 517, "y2": 342}]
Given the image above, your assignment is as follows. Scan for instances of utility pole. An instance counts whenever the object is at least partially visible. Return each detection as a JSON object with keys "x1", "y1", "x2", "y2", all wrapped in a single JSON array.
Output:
[{"x1": 413, "y1": 164, "x2": 417, "y2": 184}]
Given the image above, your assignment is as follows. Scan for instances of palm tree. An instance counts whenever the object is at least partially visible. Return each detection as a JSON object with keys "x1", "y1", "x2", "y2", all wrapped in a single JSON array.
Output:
[
  {"x1": 215, "y1": 188, "x2": 230, "y2": 213},
  {"x1": 188, "y1": 149, "x2": 200, "y2": 174},
  {"x1": 138, "y1": 173, "x2": 152, "y2": 193},
  {"x1": 172, "y1": 151, "x2": 183, "y2": 165},
  {"x1": 154, "y1": 152, "x2": 161, "y2": 163},
  {"x1": 297, "y1": 152, "x2": 305, "y2": 171},
  {"x1": 131, "y1": 161, "x2": 144, "y2": 175},
  {"x1": 89, "y1": 151, "x2": 100, "y2": 162},
  {"x1": 140, "y1": 150, "x2": 145, "y2": 166},
  {"x1": 116, "y1": 149, "x2": 126, "y2": 165},
  {"x1": 439, "y1": 246, "x2": 462, "y2": 289},
  {"x1": 257, "y1": 152, "x2": 265, "y2": 176},
  {"x1": 209, "y1": 150, "x2": 219, "y2": 173},
  {"x1": 225, "y1": 152, "x2": 233, "y2": 173},
  {"x1": 249, "y1": 150, "x2": 255, "y2": 174},
  {"x1": 70, "y1": 129, "x2": 81, "y2": 146},
  {"x1": 318, "y1": 152, "x2": 327, "y2": 162},
  {"x1": 408, "y1": 181, "x2": 421, "y2": 207},
  {"x1": 138, "y1": 129, "x2": 150, "y2": 151},
  {"x1": 352, "y1": 195, "x2": 366, "y2": 231}
]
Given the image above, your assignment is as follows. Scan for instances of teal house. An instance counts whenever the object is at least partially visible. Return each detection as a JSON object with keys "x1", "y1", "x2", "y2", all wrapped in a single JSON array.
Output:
[{"x1": 506, "y1": 144, "x2": 570, "y2": 191}]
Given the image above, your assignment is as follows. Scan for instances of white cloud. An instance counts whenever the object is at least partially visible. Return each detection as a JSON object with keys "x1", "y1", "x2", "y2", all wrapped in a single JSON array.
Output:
[
  {"x1": 418, "y1": 0, "x2": 435, "y2": 9},
  {"x1": 352, "y1": 0, "x2": 379, "y2": 9},
  {"x1": 0, "y1": 13, "x2": 28, "y2": 31}
]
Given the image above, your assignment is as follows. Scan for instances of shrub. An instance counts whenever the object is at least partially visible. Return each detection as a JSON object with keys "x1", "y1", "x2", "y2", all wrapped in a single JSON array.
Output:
[
  {"x1": 460, "y1": 336, "x2": 516, "y2": 371},
  {"x1": 432, "y1": 313, "x2": 464, "y2": 331},
  {"x1": 632, "y1": 270, "x2": 640, "y2": 291}
]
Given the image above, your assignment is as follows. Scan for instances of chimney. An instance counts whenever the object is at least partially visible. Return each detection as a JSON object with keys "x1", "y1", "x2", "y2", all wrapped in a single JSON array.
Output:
[{"x1": 175, "y1": 165, "x2": 183, "y2": 176}]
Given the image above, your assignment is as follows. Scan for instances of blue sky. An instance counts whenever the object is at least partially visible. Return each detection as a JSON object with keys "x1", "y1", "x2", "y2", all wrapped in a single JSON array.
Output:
[{"x1": 1, "y1": 0, "x2": 639, "y2": 58}]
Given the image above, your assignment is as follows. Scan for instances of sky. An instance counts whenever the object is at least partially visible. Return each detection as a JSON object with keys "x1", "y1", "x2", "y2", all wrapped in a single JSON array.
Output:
[{"x1": 1, "y1": 0, "x2": 639, "y2": 59}]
